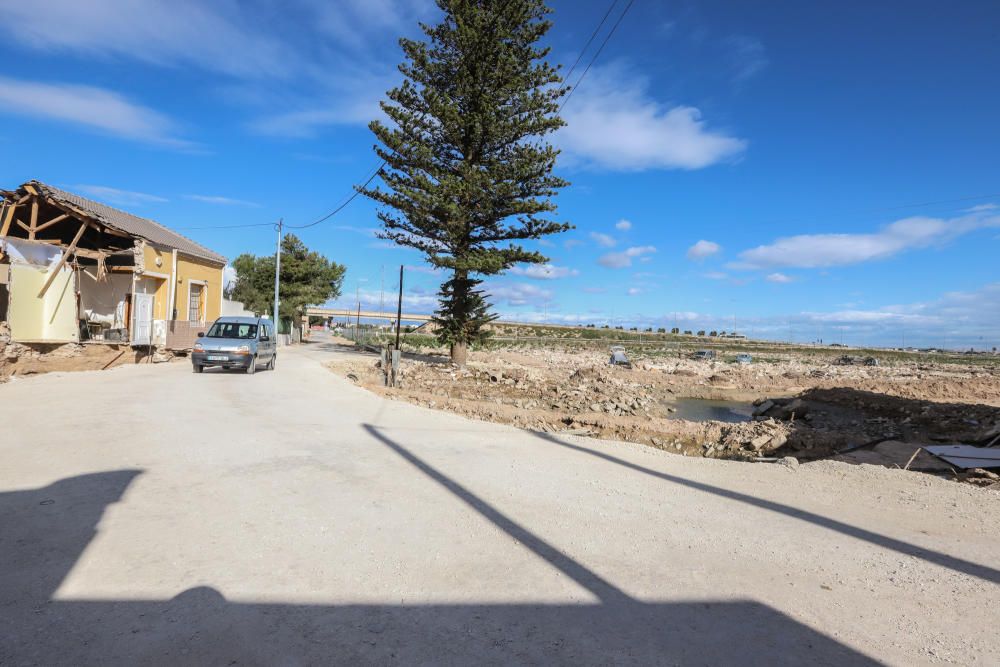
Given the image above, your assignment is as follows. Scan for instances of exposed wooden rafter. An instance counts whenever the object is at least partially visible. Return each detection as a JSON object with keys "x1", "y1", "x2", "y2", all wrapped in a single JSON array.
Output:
[
  {"x1": 33, "y1": 212, "x2": 70, "y2": 234},
  {"x1": 38, "y1": 222, "x2": 89, "y2": 298},
  {"x1": 0, "y1": 202, "x2": 13, "y2": 238}
]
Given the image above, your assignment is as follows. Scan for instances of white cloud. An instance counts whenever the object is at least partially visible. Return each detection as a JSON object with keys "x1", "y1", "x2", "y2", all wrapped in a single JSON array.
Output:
[
  {"x1": 733, "y1": 211, "x2": 1000, "y2": 270},
  {"x1": 185, "y1": 195, "x2": 260, "y2": 207},
  {"x1": 687, "y1": 239, "x2": 721, "y2": 260},
  {"x1": 404, "y1": 264, "x2": 443, "y2": 276},
  {"x1": 558, "y1": 63, "x2": 747, "y2": 171},
  {"x1": 615, "y1": 219, "x2": 632, "y2": 231},
  {"x1": 590, "y1": 232, "x2": 617, "y2": 248},
  {"x1": 965, "y1": 203, "x2": 997, "y2": 213},
  {"x1": 766, "y1": 272, "x2": 794, "y2": 283},
  {"x1": 509, "y1": 264, "x2": 579, "y2": 280},
  {"x1": 223, "y1": 265, "x2": 237, "y2": 291},
  {"x1": 564, "y1": 239, "x2": 584, "y2": 249},
  {"x1": 485, "y1": 282, "x2": 553, "y2": 307},
  {"x1": 74, "y1": 185, "x2": 167, "y2": 206},
  {"x1": 727, "y1": 35, "x2": 768, "y2": 83},
  {"x1": 334, "y1": 225, "x2": 379, "y2": 237},
  {"x1": 598, "y1": 245, "x2": 657, "y2": 269},
  {"x1": 331, "y1": 286, "x2": 439, "y2": 312},
  {"x1": 0, "y1": 76, "x2": 191, "y2": 148},
  {"x1": 702, "y1": 271, "x2": 728, "y2": 280},
  {"x1": 582, "y1": 287, "x2": 607, "y2": 294},
  {"x1": 0, "y1": 1, "x2": 432, "y2": 140},
  {"x1": 248, "y1": 85, "x2": 388, "y2": 136},
  {"x1": 0, "y1": 0, "x2": 296, "y2": 79},
  {"x1": 626, "y1": 287, "x2": 643, "y2": 296}
]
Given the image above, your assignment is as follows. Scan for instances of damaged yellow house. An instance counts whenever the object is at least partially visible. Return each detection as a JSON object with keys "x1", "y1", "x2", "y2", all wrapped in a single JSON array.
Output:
[{"x1": 0, "y1": 181, "x2": 226, "y2": 349}]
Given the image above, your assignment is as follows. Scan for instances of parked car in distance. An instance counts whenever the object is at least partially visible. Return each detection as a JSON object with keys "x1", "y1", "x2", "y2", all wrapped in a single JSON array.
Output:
[
  {"x1": 735, "y1": 353, "x2": 753, "y2": 364},
  {"x1": 691, "y1": 350, "x2": 716, "y2": 361},
  {"x1": 192, "y1": 316, "x2": 277, "y2": 375}
]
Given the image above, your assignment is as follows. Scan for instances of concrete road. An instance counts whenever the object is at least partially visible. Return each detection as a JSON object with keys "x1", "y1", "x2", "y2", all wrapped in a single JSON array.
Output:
[{"x1": 2, "y1": 336, "x2": 998, "y2": 665}]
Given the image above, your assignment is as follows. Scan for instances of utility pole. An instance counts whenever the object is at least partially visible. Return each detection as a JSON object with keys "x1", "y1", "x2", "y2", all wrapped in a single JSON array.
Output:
[
  {"x1": 273, "y1": 218, "x2": 282, "y2": 334},
  {"x1": 394, "y1": 264, "x2": 404, "y2": 350}
]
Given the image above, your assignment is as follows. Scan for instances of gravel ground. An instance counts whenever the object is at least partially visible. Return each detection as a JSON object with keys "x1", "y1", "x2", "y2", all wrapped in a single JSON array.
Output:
[{"x1": 1, "y1": 334, "x2": 998, "y2": 665}]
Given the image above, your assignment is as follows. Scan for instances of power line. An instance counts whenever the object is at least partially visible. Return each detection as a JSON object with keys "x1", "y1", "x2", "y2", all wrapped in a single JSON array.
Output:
[
  {"x1": 562, "y1": 0, "x2": 619, "y2": 83},
  {"x1": 285, "y1": 163, "x2": 384, "y2": 229},
  {"x1": 560, "y1": 0, "x2": 636, "y2": 112}
]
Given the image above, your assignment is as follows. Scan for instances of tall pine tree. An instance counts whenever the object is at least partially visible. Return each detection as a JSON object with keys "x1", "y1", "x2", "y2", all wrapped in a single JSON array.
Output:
[{"x1": 360, "y1": 0, "x2": 570, "y2": 365}]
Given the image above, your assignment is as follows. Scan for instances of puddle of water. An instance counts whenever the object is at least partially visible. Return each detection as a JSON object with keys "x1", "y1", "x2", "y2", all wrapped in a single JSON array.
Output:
[{"x1": 667, "y1": 398, "x2": 754, "y2": 423}]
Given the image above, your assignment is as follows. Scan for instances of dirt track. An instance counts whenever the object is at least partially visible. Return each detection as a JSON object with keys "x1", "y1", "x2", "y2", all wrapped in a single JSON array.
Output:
[{"x1": 2, "y1": 337, "x2": 999, "y2": 664}]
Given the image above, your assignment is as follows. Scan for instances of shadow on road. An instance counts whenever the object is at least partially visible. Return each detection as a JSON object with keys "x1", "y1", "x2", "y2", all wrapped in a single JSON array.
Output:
[
  {"x1": 1, "y1": 460, "x2": 876, "y2": 664},
  {"x1": 531, "y1": 431, "x2": 1000, "y2": 585}
]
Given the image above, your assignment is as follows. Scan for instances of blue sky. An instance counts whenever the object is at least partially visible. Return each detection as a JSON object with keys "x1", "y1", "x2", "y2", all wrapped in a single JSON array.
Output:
[{"x1": 1, "y1": 0, "x2": 998, "y2": 349}]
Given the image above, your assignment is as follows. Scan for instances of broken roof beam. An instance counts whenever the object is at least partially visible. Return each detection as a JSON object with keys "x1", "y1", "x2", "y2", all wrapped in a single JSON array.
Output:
[
  {"x1": 37, "y1": 221, "x2": 89, "y2": 298},
  {"x1": 28, "y1": 197, "x2": 38, "y2": 240},
  {"x1": 33, "y1": 212, "x2": 70, "y2": 234},
  {"x1": 0, "y1": 202, "x2": 14, "y2": 237}
]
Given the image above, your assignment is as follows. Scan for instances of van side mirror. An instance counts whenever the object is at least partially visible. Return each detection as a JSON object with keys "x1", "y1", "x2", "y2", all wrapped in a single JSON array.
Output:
[
  {"x1": 260, "y1": 335, "x2": 270, "y2": 341},
  {"x1": 197, "y1": 331, "x2": 205, "y2": 337}
]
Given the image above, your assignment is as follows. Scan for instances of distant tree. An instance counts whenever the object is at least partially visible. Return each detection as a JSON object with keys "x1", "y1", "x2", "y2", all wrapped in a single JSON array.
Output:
[
  {"x1": 696, "y1": 330, "x2": 705, "y2": 337},
  {"x1": 709, "y1": 331, "x2": 718, "y2": 337},
  {"x1": 602, "y1": 324, "x2": 610, "y2": 329},
  {"x1": 230, "y1": 233, "x2": 345, "y2": 328},
  {"x1": 684, "y1": 330, "x2": 693, "y2": 336},
  {"x1": 657, "y1": 327, "x2": 666, "y2": 334},
  {"x1": 360, "y1": 0, "x2": 570, "y2": 365},
  {"x1": 670, "y1": 327, "x2": 680, "y2": 334}
]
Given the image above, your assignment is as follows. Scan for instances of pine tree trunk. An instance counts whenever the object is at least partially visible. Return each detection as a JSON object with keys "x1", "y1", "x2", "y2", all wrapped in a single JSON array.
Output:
[
  {"x1": 451, "y1": 341, "x2": 468, "y2": 366},
  {"x1": 450, "y1": 268, "x2": 470, "y2": 366}
]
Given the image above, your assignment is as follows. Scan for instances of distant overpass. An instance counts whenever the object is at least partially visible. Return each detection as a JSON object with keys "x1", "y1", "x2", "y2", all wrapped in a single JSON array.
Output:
[{"x1": 305, "y1": 307, "x2": 433, "y2": 323}]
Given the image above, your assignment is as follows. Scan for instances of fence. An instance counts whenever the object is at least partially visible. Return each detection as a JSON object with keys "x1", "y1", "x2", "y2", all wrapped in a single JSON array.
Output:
[{"x1": 165, "y1": 320, "x2": 209, "y2": 350}]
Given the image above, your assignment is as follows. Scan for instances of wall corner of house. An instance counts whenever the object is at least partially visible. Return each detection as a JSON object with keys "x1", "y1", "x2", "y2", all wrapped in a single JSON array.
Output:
[{"x1": 133, "y1": 240, "x2": 146, "y2": 274}]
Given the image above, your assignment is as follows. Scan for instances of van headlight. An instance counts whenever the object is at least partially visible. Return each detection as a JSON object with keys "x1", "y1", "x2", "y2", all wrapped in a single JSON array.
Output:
[
  {"x1": 235, "y1": 345, "x2": 250, "y2": 355},
  {"x1": 193, "y1": 342, "x2": 203, "y2": 351}
]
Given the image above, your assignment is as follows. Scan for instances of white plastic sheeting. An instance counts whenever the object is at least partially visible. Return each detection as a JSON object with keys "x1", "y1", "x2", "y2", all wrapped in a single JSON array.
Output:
[{"x1": 2, "y1": 238, "x2": 63, "y2": 267}]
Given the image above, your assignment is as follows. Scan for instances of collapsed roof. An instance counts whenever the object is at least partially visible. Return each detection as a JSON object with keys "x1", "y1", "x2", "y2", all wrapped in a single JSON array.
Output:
[{"x1": 1, "y1": 181, "x2": 226, "y2": 265}]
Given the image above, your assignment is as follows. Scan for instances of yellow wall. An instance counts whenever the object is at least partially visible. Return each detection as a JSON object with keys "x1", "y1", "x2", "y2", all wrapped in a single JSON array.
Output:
[
  {"x1": 174, "y1": 253, "x2": 224, "y2": 322},
  {"x1": 8, "y1": 264, "x2": 78, "y2": 342},
  {"x1": 139, "y1": 244, "x2": 171, "y2": 320}
]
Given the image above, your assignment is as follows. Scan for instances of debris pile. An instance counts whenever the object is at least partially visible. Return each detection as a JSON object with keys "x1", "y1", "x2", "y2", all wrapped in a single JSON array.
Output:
[{"x1": 327, "y1": 341, "x2": 1000, "y2": 484}]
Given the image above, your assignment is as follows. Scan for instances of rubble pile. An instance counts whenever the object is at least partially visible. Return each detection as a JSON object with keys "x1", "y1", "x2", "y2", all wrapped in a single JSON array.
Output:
[{"x1": 328, "y1": 342, "x2": 1000, "y2": 478}]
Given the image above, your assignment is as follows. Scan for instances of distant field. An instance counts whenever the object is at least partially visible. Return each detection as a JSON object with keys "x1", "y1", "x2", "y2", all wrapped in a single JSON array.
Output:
[{"x1": 346, "y1": 322, "x2": 999, "y2": 368}]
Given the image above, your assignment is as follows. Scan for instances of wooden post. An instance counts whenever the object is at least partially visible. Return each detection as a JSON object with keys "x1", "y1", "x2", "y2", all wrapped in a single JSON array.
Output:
[
  {"x1": 37, "y1": 222, "x2": 88, "y2": 298},
  {"x1": 394, "y1": 264, "x2": 403, "y2": 351},
  {"x1": 28, "y1": 198, "x2": 38, "y2": 240},
  {"x1": 0, "y1": 202, "x2": 13, "y2": 238}
]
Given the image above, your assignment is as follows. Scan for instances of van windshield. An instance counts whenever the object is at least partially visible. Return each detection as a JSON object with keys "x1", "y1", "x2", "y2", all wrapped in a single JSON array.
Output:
[{"x1": 207, "y1": 322, "x2": 257, "y2": 339}]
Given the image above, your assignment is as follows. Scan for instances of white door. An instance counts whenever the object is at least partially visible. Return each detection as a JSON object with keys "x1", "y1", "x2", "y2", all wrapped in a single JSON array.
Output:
[{"x1": 132, "y1": 293, "x2": 154, "y2": 345}]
